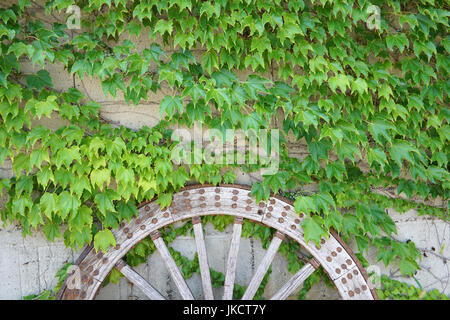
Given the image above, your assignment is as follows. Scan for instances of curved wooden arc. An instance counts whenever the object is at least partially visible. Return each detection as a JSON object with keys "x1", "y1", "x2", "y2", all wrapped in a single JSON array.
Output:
[{"x1": 57, "y1": 184, "x2": 377, "y2": 300}]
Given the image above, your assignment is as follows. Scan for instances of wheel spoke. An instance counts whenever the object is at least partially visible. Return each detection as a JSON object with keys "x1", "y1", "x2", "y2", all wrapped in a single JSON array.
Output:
[
  {"x1": 269, "y1": 258, "x2": 319, "y2": 300},
  {"x1": 151, "y1": 230, "x2": 194, "y2": 300},
  {"x1": 115, "y1": 260, "x2": 166, "y2": 300},
  {"x1": 241, "y1": 231, "x2": 285, "y2": 300},
  {"x1": 192, "y1": 216, "x2": 214, "y2": 300},
  {"x1": 223, "y1": 216, "x2": 243, "y2": 300}
]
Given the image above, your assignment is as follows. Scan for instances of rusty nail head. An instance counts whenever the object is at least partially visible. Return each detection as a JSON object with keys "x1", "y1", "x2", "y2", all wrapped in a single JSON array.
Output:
[
  {"x1": 93, "y1": 269, "x2": 99, "y2": 276},
  {"x1": 215, "y1": 188, "x2": 220, "y2": 193},
  {"x1": 127, "y1": 233, "x2": 133, "y2": 239},
  {"x1": 200, "y1": 196, "x2": 205, "y2": 201},
  {"x1": 152, "y1": 218, "x2": 158, "y2": 224},
  {"x1": 281, "y1": 212, "x2": 287, "y2": 217},
  {"x1": 164, "y1": 212, "x2": 169, "y2": 218},
  {"x1": 200, "y1": 203, "x2": 206, "y2": 208},
  {"x1": 232, "y1": 196, "x2": 238, "y2": 201},
  {"x1": 337, "y1": 247, "x2": 342, "y2": 252},
  {"x1": 231, "y1": 203, "x2": 237, "y2": 208},
  {"x1": 245, "y1": 206, "x2": 251, "y2": 211},
  {"x1": 266, "y1": 213, "x2": 272, "y2": 218},
  {"x1": 215, "y1": 202, "x2": 220, "y2": 207},
  {"x1": 199, "y1": 189, "x2": 205, "y2": 194},
  {"x1": 183, "y1": 191, "x2": 189, "y2": 197},
  {"x1": 140, "y1": 225, "x2": 146, "y2": 230},
  {"x1": 232, "y1": 190, "x2": 239, "y2": 195},
  {"x1": 145, "y1": 206, "x2": 150, "y2": 211},
  {"x1": 290, "y1": 225, "x2": 296, "y2": 230},
  {"x1": 349, "y1": 290, "x2": 354, "y2": 297},
  {"x1": 259, "y1": 202, "x2": 265, "y2": 208},
  {"x1": 278, "y1": 217, "x2": 284, "y2": 223},
  {"x1": 123, "y1": 228, "x2": 129, "y2": 234},
  {"x1": 331, "y1": 251, "x2": 337, "y2": 257}
]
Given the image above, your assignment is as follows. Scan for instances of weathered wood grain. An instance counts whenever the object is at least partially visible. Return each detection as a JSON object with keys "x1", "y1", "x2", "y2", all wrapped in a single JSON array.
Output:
[
  {"x1": 151, "y1": 231, "x2": 194, "y2": 300},
  {"x1": 241, "y1": 232, "x2": 285, "y2": 300},
  {"x1": 115, "y1": 260, "x2": 165, "y2": 300},
  {"x1": 270, "y1": 262, "x2": 315, "y2": 300},
  {"x1": 222, "y1": 216, "x2": 243, "y2": 300},
  {"x1": 192, "y1": 217, "x2": 214, "y2": 300}
]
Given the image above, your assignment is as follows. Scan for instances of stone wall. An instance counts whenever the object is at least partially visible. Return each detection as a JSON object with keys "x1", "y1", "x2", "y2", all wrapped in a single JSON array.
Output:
[{"x1": 0, "y1": 0, "x2": 448, "y2": 300}]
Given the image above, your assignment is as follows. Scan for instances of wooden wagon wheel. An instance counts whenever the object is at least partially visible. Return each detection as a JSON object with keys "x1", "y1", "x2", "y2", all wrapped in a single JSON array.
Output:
[{"x1": 57, "y1": 184, "x2": 378, "y2": 300}]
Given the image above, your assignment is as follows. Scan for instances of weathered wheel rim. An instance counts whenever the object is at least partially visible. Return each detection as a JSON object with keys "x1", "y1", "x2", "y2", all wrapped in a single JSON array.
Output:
[{"x1": 57, "y1": 184, "x2": 378, "y2": 300}]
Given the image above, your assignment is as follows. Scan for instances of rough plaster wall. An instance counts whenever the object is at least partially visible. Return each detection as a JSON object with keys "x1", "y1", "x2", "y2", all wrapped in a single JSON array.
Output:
[{"x1": 0, "y1": 0, "x2": 448, "y2": 299}]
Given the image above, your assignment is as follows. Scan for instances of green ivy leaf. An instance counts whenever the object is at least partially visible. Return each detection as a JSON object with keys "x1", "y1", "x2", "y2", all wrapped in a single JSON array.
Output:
[{"x1": 302, "y1": 215, "x2": 327, "y2": 245}]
